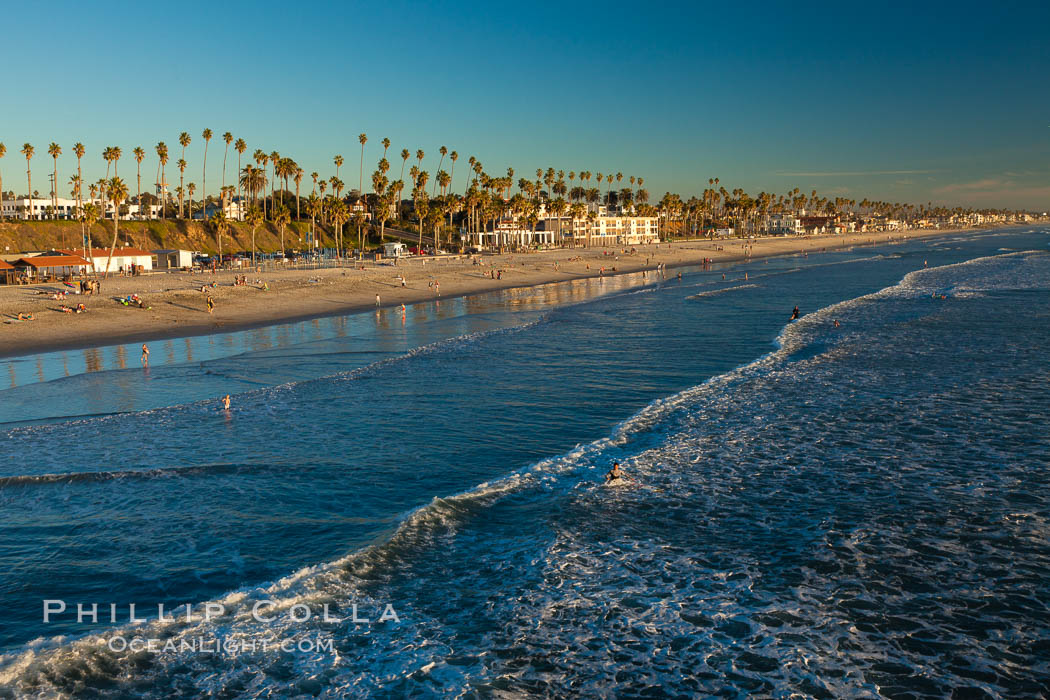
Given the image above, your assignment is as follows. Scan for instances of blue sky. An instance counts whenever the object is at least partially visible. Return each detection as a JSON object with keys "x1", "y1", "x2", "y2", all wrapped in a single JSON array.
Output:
[{"x1": 2, "y1": 0, "x2": 1047, "y2": 209}]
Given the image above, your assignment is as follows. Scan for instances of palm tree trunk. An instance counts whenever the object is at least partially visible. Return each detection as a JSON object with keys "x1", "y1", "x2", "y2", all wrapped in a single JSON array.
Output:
[{"x1": 104, "y1": 210, "x2": 120, "y2": 279}]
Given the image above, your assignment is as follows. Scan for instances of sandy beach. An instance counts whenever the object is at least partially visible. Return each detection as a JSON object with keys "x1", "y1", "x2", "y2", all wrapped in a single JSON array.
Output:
[{"x1": 0, "y1": 228, "x2": 976, "y2": 357}]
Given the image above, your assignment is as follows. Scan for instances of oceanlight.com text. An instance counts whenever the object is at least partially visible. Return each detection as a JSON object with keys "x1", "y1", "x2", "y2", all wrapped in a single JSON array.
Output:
[{"x1": 104, "y1": 635, "x2": 336, "y2": 655}]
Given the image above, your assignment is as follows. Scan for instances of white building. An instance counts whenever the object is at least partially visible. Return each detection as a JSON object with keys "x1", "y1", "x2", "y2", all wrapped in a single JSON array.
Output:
[
  {"x1": 477, "y1": 220, "x2": 557, "y2": 248},
  {"x1": 567, "y1": 215, "x2": 659, "y2": 246},
  {"x1": 764, "y1": 213, "x2": 801, "y2": 236},
  {"x1": 61, "y1": 247, "x2": 154, "y2": 274},
  {"x1": 1, "y1": 196, "x2": 162, "y2": 220},
  {"x1": 1, "y1": 196, "x2": 80, "y2": 220},
  {"x1": 153, "y1": 249, "x2": 195, "y2": 269},
  {"x1": 381, "y1": 242, "x2": 406, "y2": 258}
]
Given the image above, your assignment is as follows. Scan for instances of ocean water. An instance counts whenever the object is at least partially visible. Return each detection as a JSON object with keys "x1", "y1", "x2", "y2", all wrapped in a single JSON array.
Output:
[{"x1": 1, "y1": 229, "x2": 1048, "y2": 698}]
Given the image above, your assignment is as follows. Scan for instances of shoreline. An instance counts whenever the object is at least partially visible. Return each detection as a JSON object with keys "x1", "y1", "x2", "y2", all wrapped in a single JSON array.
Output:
[{"x1": 0, "y1": 227, "x2": 1008, "y2": 359}]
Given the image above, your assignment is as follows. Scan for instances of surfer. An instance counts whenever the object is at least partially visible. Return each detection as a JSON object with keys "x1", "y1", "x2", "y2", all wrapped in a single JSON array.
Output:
[
  {"x1": 604, "y1": 462, "x2": 625, "y2": 484},
  {"x1": 790, "y1": 305, "x2": 800, "y2": 320}
]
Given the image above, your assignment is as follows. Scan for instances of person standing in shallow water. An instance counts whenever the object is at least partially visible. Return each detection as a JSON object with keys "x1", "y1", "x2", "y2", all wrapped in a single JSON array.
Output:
[
  {"x1": 141, "y1": 344, "x2": 149, "y2": 366},
  {"x1": 605, "y1": 462, "x2": 625, "y2": 483},
  {"x1": 221, "y1": 395, "x2": 231, "y2": 410}
]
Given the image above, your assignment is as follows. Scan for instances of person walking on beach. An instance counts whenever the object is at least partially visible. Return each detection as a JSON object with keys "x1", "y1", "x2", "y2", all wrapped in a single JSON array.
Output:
[
  {"x1": 206, "y1": 296, "x2": 214, "y2": 314},
  {"x1": 141, "y1": 344, "x2": 150, "y2": 366}
]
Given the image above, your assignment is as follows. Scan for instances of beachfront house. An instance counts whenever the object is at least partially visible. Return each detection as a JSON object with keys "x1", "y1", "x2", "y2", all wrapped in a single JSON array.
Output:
[
  {"x1": 764, "y1": 213, "x2": 802, "y2": 236},
  {"x1": 798, "y1": 216, "x2": 833, "y2": 235},
  {"x1": 478, "y1": 220, "x2": 557, "y2": 249},
  {"x1": 153, "y1": 249, "x2": 194, "y2": 270},
  {"x1": 60, "y1": 247, "x2": 154, "y2": 275}
]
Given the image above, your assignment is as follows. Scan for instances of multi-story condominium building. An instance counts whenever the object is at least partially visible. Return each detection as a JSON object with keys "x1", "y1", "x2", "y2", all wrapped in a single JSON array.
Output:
[
  {"x1": 1, "y1": 196, "x2": 80, "y2": 220},
  {"x1": 566, "y1": 215, "x2": 659, "y2": 246},
  {"x1": 1, "y1": 196, "x2": 162, "y2": 220}
]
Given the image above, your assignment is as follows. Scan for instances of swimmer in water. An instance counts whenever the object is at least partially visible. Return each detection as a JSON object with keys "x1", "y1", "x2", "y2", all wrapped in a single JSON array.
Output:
[
  {"x1": 790, "y1": 305, "x2": 800, "y2": 320},
  {"x1": 833, "y1": 320, "x2": 840, "y2": 328},
  {"x1": 605, "y1": 462, "x2": 625, "y2": 484},
  {"x1": 221, "y1": 394, "x2": 231, "y2": 410}
]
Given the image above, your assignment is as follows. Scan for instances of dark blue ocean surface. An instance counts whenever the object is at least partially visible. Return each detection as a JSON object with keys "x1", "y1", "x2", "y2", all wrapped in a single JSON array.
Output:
[{"x1": 1, "y1": 228, "x2": 1048, "y2": 697}]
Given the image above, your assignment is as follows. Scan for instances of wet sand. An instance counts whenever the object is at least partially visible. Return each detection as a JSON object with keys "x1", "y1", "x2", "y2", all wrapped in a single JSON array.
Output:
[{"x1": 0, "y1": 229, "x2": 974, "y2": 358}]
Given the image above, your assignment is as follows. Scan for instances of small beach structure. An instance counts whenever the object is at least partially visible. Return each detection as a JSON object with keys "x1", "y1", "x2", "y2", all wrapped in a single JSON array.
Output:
[
  {"x1": 382, "y1": 242, "x2": 406, "y2": 258},
  {"x1": 0, "y1": 259, "x2": 17, "y2": 284},
  {"x1": 152, "y1": 249, "x2": 194, "y2": 270},
  {"x1": 12, "y1": 254, "x2": 92, "y2": 282}
]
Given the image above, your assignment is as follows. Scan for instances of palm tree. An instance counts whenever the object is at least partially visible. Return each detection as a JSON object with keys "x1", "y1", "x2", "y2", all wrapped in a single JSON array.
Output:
[
  {"x1": 81, "y1": 203, "x2": 100, "y2": 260},
  {"x1": 358, "y1": 133, "x2": 367, "y2": 196},
  {"x1": 0, "y1": 143, "x2": 6, "y2": 223},
  {"x1": 234, "y1": 138, "x2": 247, "y2": 218},
  {"x1": 305, "y1": 193, "x2": 320, "y2": 247},
  {"x1": 318, "y1": 180, "x2": 327, "y2": 225},
  {"x1": 178, "y1": 131, "x2": 191, "y2": 216},
  {"x1": 433, "y1": 146, "x2": 447, "y2": 196},
  {"x1": 221, "y1": 132, "x2": 233, "y2": 193},
  {"x1": 253, "y1": 150, "x2": 268, "y2": 217},
  {"x1": 201, "y1": 128, "x2": 213, "y2": 216},
  {"x1": 210, "y1": 210, "x2": 228, "y2": 263},
  {"x1": 334, "y1": 154, "x2": 344, "y2": 181},
  {"x1": 187, "y1": 182, "x2": 196, "y2": 220},
  {"x1": 273, "y1": 204, "x2": 290, "y2": 254},
  {"x1": 239, "y1": 165, "x2": 266, "y2": 210},
  {"x1": 72, "y1": 142, "x2": 85, "y2": 217},
  {"x1": 109, "y1": 146, "x2": 122, "y2": 177},
  {"x1": 133, "y1": 147, "x2": 145, "y2": 220},
  {"x1": 268, "y1": 150, "x2": 280, "y2": 214},
  {"x1": 155, "y1": 142, "x2": 169, "y2": 218},
  {"x1": 177, "y1": 159, "x2": 187, "y2": 217},
  {"x1": 328, "y1": 199, "x2": 348, "y2": 258},
  {"x1": 47, "y1": 143, "x2": 61, "y2": 219},
  {"x1": 20, "y1": 143, "x2": 34, "y2": 220},
  {"x1": 399, "y1": 149, "x2": 410, "y2": 218},
  {"x1": 294, "y1": 167, "x2": 304, "y2": 220},
  {"x1": 246, "y1": 206, "x2": 263, "y2": 267},
  {"x1": 353, "y1": 210, "x2": 367, "y2": 251},
  {"x1": 103, "y1": 177, "x2": 129, "y2": 278},
  {"x1": 381, "y1": 137, "x2": 390, "y2": 159}
]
